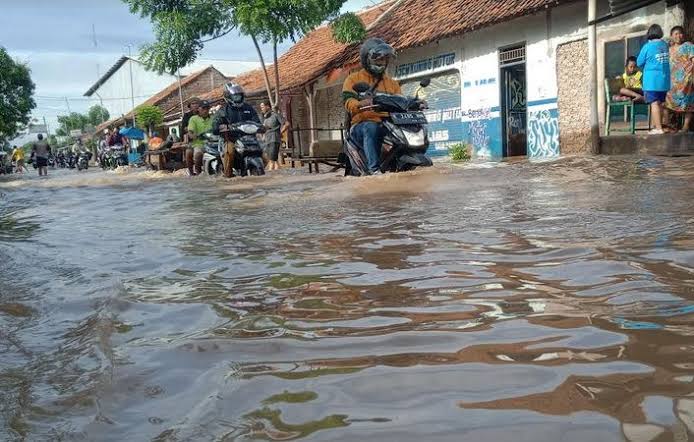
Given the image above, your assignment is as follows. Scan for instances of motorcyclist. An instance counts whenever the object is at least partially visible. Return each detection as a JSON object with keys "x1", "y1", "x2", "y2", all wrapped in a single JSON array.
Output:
[
  {"x1": 213, "y1": 82, "x2": 260, "y2": 177},
  {"x1": 342, "y1": 38, "x2": 402, "y2": 175},
  {"x1": 186, "y1": 100, "x2": 213, "y2": 175}
]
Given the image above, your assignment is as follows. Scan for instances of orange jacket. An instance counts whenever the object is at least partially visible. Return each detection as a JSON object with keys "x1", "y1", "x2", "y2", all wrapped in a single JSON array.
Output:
[{"x1": 342, "y1": 69, "x2": 401, "y2": 126}]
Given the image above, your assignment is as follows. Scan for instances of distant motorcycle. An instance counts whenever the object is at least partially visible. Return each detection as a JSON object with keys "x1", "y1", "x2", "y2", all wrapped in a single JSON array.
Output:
[
  {"x1": 76, "y1": 152, "x2": 90, "y2": 171},
  {"x1": 101, "y1": 147, "x2": 128, "y2": 170}
]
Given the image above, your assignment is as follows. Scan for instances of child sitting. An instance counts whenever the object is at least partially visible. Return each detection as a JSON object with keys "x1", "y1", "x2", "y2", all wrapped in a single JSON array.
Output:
[{"x1": 615, "y1": 56, "x2": 644, "y2": 102}]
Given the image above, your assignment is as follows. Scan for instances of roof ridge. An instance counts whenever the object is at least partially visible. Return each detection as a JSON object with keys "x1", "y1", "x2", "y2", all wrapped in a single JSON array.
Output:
[{"x1": 365, "y1": 0, "x2": 408, "y2": 31}]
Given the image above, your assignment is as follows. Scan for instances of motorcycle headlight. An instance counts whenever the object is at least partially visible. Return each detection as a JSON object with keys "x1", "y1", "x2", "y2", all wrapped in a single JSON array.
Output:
[
  {"x1": 402, "y1": 128, "x2": 427, "y2": 147},
  {"x1": 239, "y1": 124, "x2": 258, "y2": 135}
]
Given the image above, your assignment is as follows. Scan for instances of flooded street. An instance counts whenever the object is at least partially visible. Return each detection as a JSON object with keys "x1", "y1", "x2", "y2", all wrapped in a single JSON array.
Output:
[{"x1": 2, "y1": 157, "x2": 694, "y2": 441}]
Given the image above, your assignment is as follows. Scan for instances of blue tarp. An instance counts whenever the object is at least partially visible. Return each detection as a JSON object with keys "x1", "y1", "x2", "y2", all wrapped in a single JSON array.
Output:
[{"x1": 119, "y1": 127, "x2": 146, "y2": 140}]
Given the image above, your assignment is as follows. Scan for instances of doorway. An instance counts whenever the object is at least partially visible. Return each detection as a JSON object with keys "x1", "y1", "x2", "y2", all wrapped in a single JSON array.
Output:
[{"x1": 499, "y1": 45, "x2": 527, "y2": 157}]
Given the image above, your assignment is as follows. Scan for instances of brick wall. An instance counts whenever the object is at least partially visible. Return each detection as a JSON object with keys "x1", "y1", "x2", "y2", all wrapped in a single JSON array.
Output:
[
  {"x1": 556, "y1": 39, "x2": 592, "y2": 155},
  {"x1": 314, "y1": 85, "x2": 346, "y2": 140},
  {"x1": 158, "y1": 69, "x2": 228, "y2": 114}
]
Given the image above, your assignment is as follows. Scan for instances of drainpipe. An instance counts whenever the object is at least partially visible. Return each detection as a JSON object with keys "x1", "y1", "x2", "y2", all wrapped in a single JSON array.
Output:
[{"x1": 588, "y1": 0, "x2": 600, "y2": 154}]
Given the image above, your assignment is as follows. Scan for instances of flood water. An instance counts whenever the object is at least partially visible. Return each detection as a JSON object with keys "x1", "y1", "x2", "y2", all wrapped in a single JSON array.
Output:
[{"x1": 1, "y1": 157, "x2": 694, "y2": 441}]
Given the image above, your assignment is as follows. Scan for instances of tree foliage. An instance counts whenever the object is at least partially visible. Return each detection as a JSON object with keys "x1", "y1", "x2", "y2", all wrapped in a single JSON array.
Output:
[
  {"x1": 123, "y1": 0, "x2": 358, "y2": 107},
  {"x1": 135, "y1": 104, "x2": 164, "y2": 135},
  {"x1": 55, "y1": 105, "x2": 111, "y2": 136},
  {"x1": 330, "y1": 12, "x2": 366, "y2": 45},
  {"x1": 87, "y1": 105, "x2": 110, "y2": 126},
  {"x1": 56, "y1": 113, "x2": 90, "y2": 136},
  {"x1": 0, "y1": 47, "x2": 36, "y2": 142}
]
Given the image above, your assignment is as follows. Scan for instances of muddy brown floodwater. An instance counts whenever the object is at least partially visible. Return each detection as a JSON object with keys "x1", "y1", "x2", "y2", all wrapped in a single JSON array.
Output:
[{"x1": 1, "y1": 156, "x2": 694, "y2": 441}]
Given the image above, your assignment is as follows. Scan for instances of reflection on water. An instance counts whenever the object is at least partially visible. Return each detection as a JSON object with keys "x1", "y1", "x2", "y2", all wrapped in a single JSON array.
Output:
[{"x1": 1, "y1": 157, "x2": 694, "y2": 441}]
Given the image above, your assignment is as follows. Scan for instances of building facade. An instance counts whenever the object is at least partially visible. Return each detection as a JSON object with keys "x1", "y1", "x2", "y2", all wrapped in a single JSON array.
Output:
[{"x1": 308, "y1": 0, "x2": 685, "y2": 159}]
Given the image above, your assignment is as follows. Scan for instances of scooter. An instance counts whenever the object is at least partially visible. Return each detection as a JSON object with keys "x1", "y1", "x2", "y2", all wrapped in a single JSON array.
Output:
[
  {"x1": 342, "y1": 79, "x2": 433, "y2": 176},
  {"x1": 220, "y1": 121, "x2": 266, "y2": 177},
  {"x1": 202, "y1": 134, "x2": 224, "y2": 176},
  {"x1": 76, "y1": 152, "x2": 90, "y2": 171}
]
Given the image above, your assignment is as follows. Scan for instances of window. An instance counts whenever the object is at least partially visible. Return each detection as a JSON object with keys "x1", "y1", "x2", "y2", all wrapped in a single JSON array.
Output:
[{"x1": 604, "y1": 35, "x2": 648, "y2": 78}]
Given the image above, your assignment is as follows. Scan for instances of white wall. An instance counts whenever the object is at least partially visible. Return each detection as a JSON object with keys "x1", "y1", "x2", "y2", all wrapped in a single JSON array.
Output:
[
  {"x1": 309, "y1": 0, "x2": 683, "y2": 156},
  {"x1": 94, "y1": 60, "x2": 178, "y2": 119}
]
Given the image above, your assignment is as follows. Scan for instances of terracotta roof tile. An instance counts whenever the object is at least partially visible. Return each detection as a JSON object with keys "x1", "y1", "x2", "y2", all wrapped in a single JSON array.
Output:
[
  {"x1": 95, "y1": 66, "x2": 223, "y2": 132},
  {"x1": 202, "y1": 0, "x2": 578, "y2": 103},
  {"x1": 331, "y1": 0, "x2": 579, "y2": 67},
  {"x1": 201, "y1": 1, "x2": 396, "y2": 102}
]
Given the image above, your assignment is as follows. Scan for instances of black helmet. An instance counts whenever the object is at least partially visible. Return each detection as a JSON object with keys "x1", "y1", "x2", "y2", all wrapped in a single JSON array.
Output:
[
  {"x1": 360, "y1": 38, "x2": 395, "y2": 76},
  {"x1": 223, "y1": 82, "x2": 245, "y2": 107}
]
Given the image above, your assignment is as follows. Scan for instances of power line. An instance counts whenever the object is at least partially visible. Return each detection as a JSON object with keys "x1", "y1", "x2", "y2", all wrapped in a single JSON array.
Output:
[{"x1": 34, "y1": 93, "x2": 161, "y2": 101}]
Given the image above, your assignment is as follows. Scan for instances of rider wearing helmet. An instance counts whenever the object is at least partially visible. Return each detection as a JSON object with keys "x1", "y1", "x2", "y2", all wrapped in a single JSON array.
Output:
[
  {"x1": 213, "y1": 82, "x2": 261, "y2": 177},
  {"x1": 342, "y1": 38, "x2": 402, "y2": 175}
]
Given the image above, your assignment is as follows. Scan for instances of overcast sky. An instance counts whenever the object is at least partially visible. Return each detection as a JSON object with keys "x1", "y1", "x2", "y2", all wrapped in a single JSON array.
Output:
[{"x1": 0, "y1": 0, "x2": 377, "y2": 135}]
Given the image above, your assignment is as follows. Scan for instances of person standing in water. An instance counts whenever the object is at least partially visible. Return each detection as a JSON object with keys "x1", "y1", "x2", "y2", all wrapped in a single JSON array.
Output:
[
  {"x1": 31, "y1": 134, "x2": 51, "y2": 177},
  {"x1": 260, "y1": 101, "x2": 285, "y2": 171}
]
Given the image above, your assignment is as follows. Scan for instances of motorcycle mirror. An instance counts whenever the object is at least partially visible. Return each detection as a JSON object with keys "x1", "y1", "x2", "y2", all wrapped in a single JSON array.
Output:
[
  {"x1": 419, "y1": 78, "x2": 431, "y2": 88},
  {"x1": 353, "y1": 82, "x2": 371, "y2": 94}
]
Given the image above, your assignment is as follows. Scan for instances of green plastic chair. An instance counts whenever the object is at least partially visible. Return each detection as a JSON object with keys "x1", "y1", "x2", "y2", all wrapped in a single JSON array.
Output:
[{"x1": 604, "y1": 78, "x2": 650, "y2": 135}]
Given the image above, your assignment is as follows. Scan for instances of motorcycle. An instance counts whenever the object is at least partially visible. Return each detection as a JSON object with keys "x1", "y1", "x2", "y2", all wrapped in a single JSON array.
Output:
[
  {"x1": 202, "y1": 134, "x2": 224, "y2": 176},
  {"x1": 66, "y1": 152, "x2": 76, "y2": 169},
  {"x1": 56, "y1": 153, "x2": 67, "y2": 168},
  {"x1": 220, "y1": 121, "x2": 265, "y2": 177},
  {"x1": 76, "y1": 152, "x2": 90, "y2": 171},
  {"x1": 342, "y1": 79, "x2": 433, "y2": 176},
  {"x1": 47, "y1": 154, "x2": 56, "y2": 168},
  {"x1": 101, "y1": 147, "x2": 128, "y2": 170}
]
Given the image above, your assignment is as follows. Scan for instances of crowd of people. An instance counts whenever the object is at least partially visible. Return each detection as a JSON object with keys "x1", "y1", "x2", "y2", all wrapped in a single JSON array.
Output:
[
  {"x1": 179, "y1": 86, "x2": 288, "y2": 177},
  {"x1": 616, "y1": 24, "x2": 694, "y2": 134}
]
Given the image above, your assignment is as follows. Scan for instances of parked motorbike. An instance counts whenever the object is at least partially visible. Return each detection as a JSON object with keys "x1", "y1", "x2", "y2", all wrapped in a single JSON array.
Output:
[
  {"x1": 219, "y1": 121, "x2": 265, "y2": 177},
  {"x1": 76, "y1": 152, "x2": 90, "y2": 171},
  {"x1": 47, "y1": 154, "x2": 56, "y2": 168},
  {"x1": 342, "y1": 79, "x2": 432, "y2": 176}
]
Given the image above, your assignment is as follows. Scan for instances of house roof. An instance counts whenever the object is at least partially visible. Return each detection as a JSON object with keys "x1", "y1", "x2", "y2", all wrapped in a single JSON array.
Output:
[
  {"x1": 84, "y1": 56, "x2": 138, "y2": 97},
  {"x1": 200, "y1": 0, "x2": 397, "y2": 103},
  {"x1": 94, "y1": 65, "x2": 224, "y2": 132},
  {"x1": 203, "y1": 0, "x2": 578, "y2": 104},
  {"x1": 330, "y1": 0, "x2": 578, "y2": 68}
]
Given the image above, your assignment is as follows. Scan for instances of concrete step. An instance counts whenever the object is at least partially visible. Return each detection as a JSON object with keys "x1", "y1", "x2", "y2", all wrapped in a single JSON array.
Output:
[{"x1": 601, "y1": 133, "x2": 694, "y2": 156}]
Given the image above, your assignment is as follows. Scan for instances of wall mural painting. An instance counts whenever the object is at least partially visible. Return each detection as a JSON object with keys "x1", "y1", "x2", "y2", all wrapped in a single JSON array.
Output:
[
  {"x1": 402, "y1": 72, "x2": 463, "y2": 155},
  {"x1": 527, "y1": 109, "x2": 560, "y2": 157},
  {"x1": 509, "y1": 78, "x2": 526, "y2": 111}
]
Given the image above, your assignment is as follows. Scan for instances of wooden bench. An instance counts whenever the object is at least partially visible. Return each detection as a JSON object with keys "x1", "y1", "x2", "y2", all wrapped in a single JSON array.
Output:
[{"x1": 284, "y1": 127, "x2": 346, "y2": 173}]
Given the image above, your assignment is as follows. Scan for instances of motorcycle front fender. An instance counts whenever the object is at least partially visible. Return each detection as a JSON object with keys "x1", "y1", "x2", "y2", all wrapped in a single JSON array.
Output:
[
  {"x1": 396, "y1": 152, "x2": 433, "y2": 171},
  {"x1": 245, "y1": 156, "x2": 265, "y2": 175}
]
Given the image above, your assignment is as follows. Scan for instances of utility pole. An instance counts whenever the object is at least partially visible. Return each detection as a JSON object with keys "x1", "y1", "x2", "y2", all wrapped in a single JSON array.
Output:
[
  {"x1": 64, "y1": 97, "x2": 72, "y2": 114},
  {"x1": 126, "y1": 44, "x2": 136, "y2": 127},
  {"x1": 177, "y1": 68, "x2": 185, "y2": 135},
  {"x1": 588, "y1": 0, "x2": 599, "y2": 154},
  {"x1": 43, "y1": 116, "x2": 49, "y2": 136}
]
